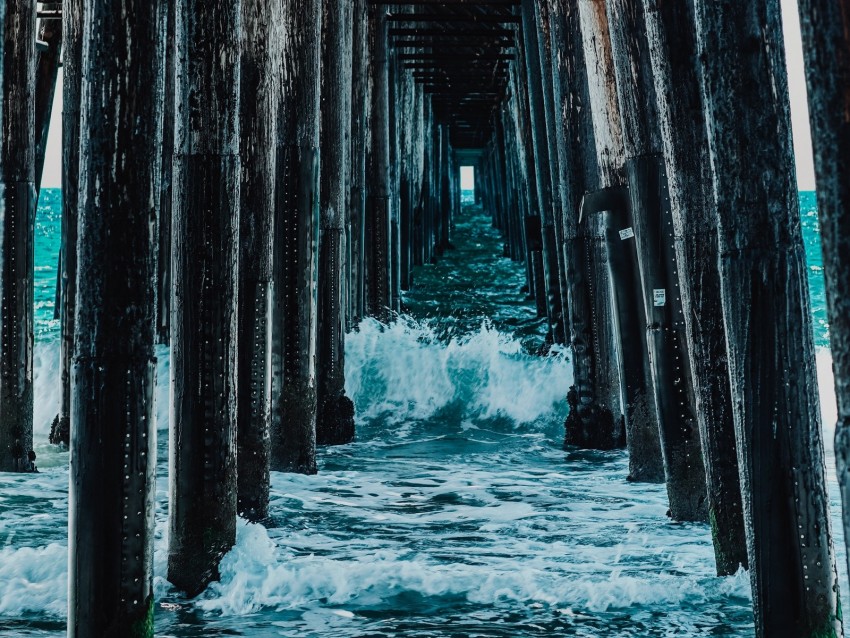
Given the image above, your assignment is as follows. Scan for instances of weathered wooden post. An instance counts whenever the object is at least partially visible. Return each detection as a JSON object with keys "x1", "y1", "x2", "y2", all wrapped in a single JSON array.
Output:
[
  {"x1": 33, "y1": 16, "x2": 61, "y2": 195},
  {"x1": 349, "y1": 0, "x2": 369, "y2": 324},
  {"x1": 536, "y1": 0, "x2": 570, "y2": 343},
  {"x1": 602, "y1": 0, "x2": 707, "y2": 521},
  {"x1": 317, "y1": 0, "x2": 356, "y2": 447},
  {"x1": 640, "y1": 0, "x2": 747, "y2": 572},
  {"x1": 157, "y1": 5, "x2": 175, "y2": 346},
  {"x1": 68, "y1": 2, "x2": 165, "y2": 635},
  {"x1": 367, "y1": 8, "x2": 392, "y2": 321},
  {"x1": 169, "y1": 0, "x2": 241, "y2": 596},
  {"x1": 50, "y1": 0, "x2": 83, "y2": 448},
  {"x1": 270, "y1": 0, "x2": 322, "y2": 474},
  {"x1": 521, "y1": 0, "x2": 564, "y2": 344},
  {"x1": 0, "y1": 0, "x2": 36, "y2": 472},
  {"x1": 600, "y1": 193, "x2": 664, "y2": 482},
  {"x1": 553, "y1": 0, "x2": 623, "y2": 450},
  {"x1": 693, "y1": 0, "x2": 842, "y2": 634},
  {"x1": 796, "y1": 0, "x2": 850, "y2": 586},
  {"x1": 236, "y1": 0, "x2": 280, "y2": 520}
]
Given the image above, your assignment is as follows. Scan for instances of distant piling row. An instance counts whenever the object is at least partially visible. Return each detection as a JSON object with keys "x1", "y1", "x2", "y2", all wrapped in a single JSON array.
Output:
[{"x1": 2, "y1": 1, "x2": 850, "y2": 637}]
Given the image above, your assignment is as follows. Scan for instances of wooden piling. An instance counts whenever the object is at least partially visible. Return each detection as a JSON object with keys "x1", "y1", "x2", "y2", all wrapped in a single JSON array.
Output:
[
  {"x1": 270, "y1": 0, "x2": 322, "y2": 475},
  {"x1": 640, "y1": 0, "x2": 747, "y2": 573},
  {"x1": 367, "y1": 9, "x2": 393, "y2": 321},
  {"x1": 0, "y1": 0, "x2": 36, "y2": 472},
  {"x1": 156, "y1": 5, "x2": 175, "y2": 346},
  {"x1": 521, "y1": 0, "x2": 565, "y2": 345},
  {"x1": 317, "y1": 0, "x2": 356, "y2": 447},
  {"x1": 50, "y1": 0, "x2": 83, "y2": 448},
  {"x1": 599, "y1": 191, "x2": 664, "y2": 482},
  {"x1": 603, "y1": 0, "x2": 707, "y2": 521},
  {"x1": 168, "y1": 0, "x2": 241, "y2": 596},
  {"x1": 627, "y1": 155, "x2": 707, "y2": 520},
  {"x1": 68, "y1": 0, "x2": 164, "y2": 634},
  {"x1": 236, "y1": 0, "x2": 280, "y2": 520},
  {"x1": 349, "y1": 0, "x2": 370, "y2": 325},
  {"x1": 693, "y1": 0, "x2": 842, "y2": 633},
  {"x1": 796, "y1": 0, "x2": 850, "y2": 593}
]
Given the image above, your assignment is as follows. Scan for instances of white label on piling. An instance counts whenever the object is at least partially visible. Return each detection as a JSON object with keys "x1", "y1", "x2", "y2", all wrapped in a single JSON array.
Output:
[
  {"x1": 618, "y1": 227, "x2": 635, "y2": 240},
  {"x1": 653, "y1": 289, "x2": 667, "y2": 307}
]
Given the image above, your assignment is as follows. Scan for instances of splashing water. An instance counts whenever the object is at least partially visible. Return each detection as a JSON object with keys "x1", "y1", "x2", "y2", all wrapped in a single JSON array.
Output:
[{"x1": 0, "y1": 191, "x2": 846, "y2": 637}]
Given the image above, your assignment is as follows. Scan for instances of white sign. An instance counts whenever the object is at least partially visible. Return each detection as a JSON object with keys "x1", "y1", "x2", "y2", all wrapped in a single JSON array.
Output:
[
  {"x1": 618, "y1": 227, "x2": 635, "y2": 240},
  {"x1": 653, "y1": 289, "x2": 667, "y2": 307}
]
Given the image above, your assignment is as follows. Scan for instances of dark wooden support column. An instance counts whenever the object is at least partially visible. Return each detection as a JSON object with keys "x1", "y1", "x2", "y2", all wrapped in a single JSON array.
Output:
[
  {"x1": 236, "y1": 0, "x2": 279, "y2": 521},
  {"x1": 604, "y1": 0, "x2": 707, "y2": 521},
  {"x1": 68, "y1": 1, "x2": 164, "y2": 634},
  {"x1": 156, "y1": 5, "x2": 175, "y2": 346},
  {"x1": 796, "y1": 0, "x2": 850, "y2": 591},
  {"x1": 317, "y1": 0, "x2": 356, "y2": 447},
  {"x1": 599, "y1": 191, "x2": 663, "y2": 482},
  {"x1": 168, "y1": 0, "x2": 241, "y2": 596},
  {"x1": 367, "y1": 9, "x2": 392, "y2": 321},
  {"x1": 50, "y1": 0, "x2": 83, "y2": 448},
  {"x1": 350, "y1": 0, "x2": 369, "y2": 324},
  {"x1": 0, "y1": 0, "x2": 36, "y2": 472},
  {"x1": 33, "y1": 16, "x2": 61, "y2": 195},
  {"x1": 627, "y1": 155, "x2": 707, "y2": 519},
  {"x1": 521, "y1": 0, "x2": 564, "y2": 345},
  {"x1": 270, "y1": 0, "x2": 322, "y2": 474},
  {"x1": 693, "y1": 0, "x2": 842, "y2": 634},
  {"x1": 640, "y1": 0, "x2": 746, "y2": 571},
  {"x1": 556, "y1": 0, "x2": 623, "y2": 450},
  {"x1": 536, "y1": 0, "x2": 569, "y2": 344}
]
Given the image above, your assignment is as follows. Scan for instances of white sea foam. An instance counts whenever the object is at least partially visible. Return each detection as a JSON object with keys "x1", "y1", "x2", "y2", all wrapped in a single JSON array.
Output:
[
  {"x1": 195, "y1": 519, "x2": 747, "y2": 617},
  {"x1": 345, "y1": 318, "x2": 572, "y2": 426},
  {"x1": 0, "y1": 543, "x2": 67, "y2": 616}
]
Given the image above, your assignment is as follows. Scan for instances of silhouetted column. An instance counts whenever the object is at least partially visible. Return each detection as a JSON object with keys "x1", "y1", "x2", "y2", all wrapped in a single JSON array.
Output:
[
  {"x1": 270, "y1": 0, "x2": 322, "y2": 474},
  {"x1": 558, "y1": 0, "x2": 624, "y2": 449},
  {"x1": 640, "y1": 0, "x2": 746, "y2": 573},
  {"x1": 157, "y1": 5, "x2": 175, "y2": 346},
  {"x1": 68, "y1": 1, "x2": 164, "y2": 635},
  {"x1": 367, "y1": 9, "x2": 392, "y2": 321},
  {"x1": 628, "y1": 156, "x2": 707, "y2": 520},
  {"x1": 50, "y1": 0, "x2": 83, "y2": 448},
  {"x1": 693, "y1": 1, "x2": 842, "y2": 634},
  {"x1": 601, "y1": 194, "x2": 664, "y2": 482},
  {"x1": 236, "y1": 0, "x2": 280, "y2": 520},
  {"x1": 317, "y1": 0, "x2": 356, "y2": 446},
  {"x1": 603, "y1": 0, "x2": 708, "y2": 522},
  {"x1": 537, "y1": 0, "x2": 569, "y2": 343},
  {"x1": 33, "y1": 17, "x2": 61, "y2": 195},
  {"x1": 0, "y1": 0, "x2": 36, "y2": 472},
  {"x1": 349, "y1": 0, "x2": 369, "y2": 324},
  {"x1": 796, "y1": 0, "x2": 850, "y2": 589},
  {"x1": 521, "y1": 0, "x2": 564, "y2": 345},
  {"x1": 169, "y1": 0, "x2": 241, "y2": 596}
]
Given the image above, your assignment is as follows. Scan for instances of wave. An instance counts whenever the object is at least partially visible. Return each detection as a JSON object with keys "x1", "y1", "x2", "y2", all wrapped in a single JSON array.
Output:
[{"x1": 345, "y1": 317, "x2": 572, "y2": 427}]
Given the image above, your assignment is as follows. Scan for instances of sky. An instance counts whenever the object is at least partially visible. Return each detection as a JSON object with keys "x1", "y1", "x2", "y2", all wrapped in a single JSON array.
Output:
[{"x1": 41, "y1": 0, "x2": 817, "y2": 192}]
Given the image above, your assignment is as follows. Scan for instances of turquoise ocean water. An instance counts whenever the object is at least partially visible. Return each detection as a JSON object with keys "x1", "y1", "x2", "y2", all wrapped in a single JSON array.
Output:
[{"x1": 0, "y1": 189, "x2": 839, "y2": 637}]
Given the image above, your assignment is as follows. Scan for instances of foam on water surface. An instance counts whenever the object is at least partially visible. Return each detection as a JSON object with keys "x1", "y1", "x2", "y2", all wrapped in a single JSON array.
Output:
[{"x1": 0, "y1": 193, "x2": 845, "y2": 636}]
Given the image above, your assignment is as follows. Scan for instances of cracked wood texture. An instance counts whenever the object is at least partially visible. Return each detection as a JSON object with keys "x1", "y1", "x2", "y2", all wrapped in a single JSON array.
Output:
[
  {"x1": 796, "y1": 0, "x2": 850, "y2": 598},
  {"x1": 693, "y1": 1, "x2": 842, "y2": 635},
  {"x1": 69, "y1": 0, "x2": 165, "y2": 634}
]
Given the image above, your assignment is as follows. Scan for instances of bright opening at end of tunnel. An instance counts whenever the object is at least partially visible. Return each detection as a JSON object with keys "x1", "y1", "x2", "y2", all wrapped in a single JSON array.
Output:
[{"x1": 461, "y1": 166, "x2": 475, "y2": 204}]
